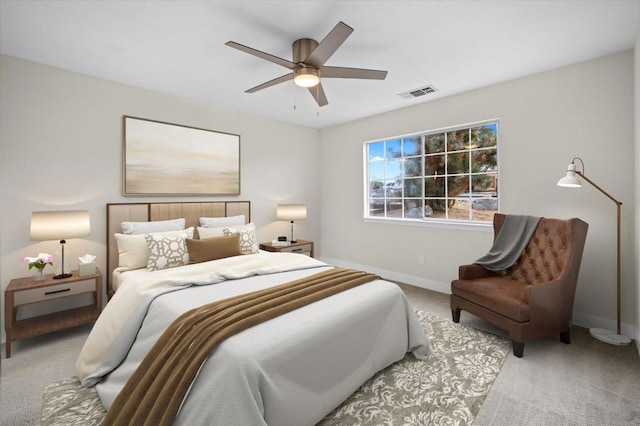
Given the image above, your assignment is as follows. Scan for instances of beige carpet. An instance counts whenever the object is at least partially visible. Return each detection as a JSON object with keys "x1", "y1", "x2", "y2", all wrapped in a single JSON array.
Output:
[{"x1": 39, "y1": 311, "x2": 509, "y2": 426}]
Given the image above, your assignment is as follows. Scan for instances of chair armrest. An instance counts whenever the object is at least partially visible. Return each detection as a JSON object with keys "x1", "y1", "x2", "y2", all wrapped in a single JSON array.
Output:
[{"x1": 458, "y1": 264, "x2": 492, "y2": 280}]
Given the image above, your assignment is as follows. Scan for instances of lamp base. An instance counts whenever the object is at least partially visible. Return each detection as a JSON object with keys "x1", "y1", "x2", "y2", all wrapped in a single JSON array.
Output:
[
  {"x1": 53, "y1": 273, "x2": 72, "y2": 280},
  {"x1": 589, "y1": 328, "x2": 631, "y2": 346}
]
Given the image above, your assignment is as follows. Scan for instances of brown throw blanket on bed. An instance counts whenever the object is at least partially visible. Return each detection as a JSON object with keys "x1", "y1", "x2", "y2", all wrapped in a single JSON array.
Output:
[{"x1": 102, "y1": 267, "x2": 379, "y2": 426}]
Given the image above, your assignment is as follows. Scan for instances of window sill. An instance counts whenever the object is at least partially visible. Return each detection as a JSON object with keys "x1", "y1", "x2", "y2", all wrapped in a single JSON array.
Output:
[{"x1": 363, "y1": 216, "x2": 493, "y2": 232}]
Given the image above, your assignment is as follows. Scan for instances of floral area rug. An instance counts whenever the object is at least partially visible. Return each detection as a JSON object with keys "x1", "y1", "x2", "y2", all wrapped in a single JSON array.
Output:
[{"x1": 40, "y1": 311, "x2": 509, "y2": 426}]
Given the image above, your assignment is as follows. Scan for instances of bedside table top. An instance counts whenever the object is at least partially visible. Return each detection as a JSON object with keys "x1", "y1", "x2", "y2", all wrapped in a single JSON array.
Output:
[
  {"x1": 6, "y1": 268, "x2": 103, "y2": 293},
  {"x1": 260, "y1": 239, "x2": 312, "y2": 249}
]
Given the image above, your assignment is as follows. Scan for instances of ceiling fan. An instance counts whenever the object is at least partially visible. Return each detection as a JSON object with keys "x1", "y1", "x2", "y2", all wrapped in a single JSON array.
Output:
[{"x1": 225, "y1": 21, "x2": 388, "y2": 107}]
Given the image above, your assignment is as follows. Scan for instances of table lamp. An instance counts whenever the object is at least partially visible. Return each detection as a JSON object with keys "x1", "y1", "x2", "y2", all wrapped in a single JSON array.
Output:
[
  {"x1": 276, "y1": 204, "x2": 307, "y2": 243},
  {"x1": 557, "y1": 157, "x2": 630, "y2": 346},
  {"x1": 30, "y1": 210, "x2": 91, "y2": 279}
]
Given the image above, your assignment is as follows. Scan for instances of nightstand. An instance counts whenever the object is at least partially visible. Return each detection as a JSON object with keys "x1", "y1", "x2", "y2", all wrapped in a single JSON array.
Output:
[
  {"x1": 260, "y1": 240, "x2": 314, "y2": 258},
  {"x1": 4, "y1": 268, "x2": 103, "y2": 358}
]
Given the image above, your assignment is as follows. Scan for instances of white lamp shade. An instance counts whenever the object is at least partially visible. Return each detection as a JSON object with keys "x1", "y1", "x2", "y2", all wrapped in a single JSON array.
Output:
[
  {"x1": 557, "y1": 163, "x2": 582, "y2": 188},
  {"x1": 30, "y1": 210, "x2": 91, "y2": 241},
  {"x1": 276, "y1": 204, "x2": 307, "y2": 221}
]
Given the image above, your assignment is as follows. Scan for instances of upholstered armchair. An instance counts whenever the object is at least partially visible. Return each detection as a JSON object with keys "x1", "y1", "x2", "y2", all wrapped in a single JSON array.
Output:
[{"x1": 450, "y1": 213, "x2": 588, "y2": 357}]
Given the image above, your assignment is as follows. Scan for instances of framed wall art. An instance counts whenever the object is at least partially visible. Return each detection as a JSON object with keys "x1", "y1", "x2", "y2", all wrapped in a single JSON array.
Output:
[{"x1": 123, "y1": 116, "x2": 240, "y2": 195}]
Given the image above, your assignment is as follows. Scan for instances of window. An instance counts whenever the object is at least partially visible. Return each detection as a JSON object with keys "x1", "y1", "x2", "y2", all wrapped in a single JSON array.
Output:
[{"x1": 365, "y1": 121, "x2": 498, "y2": 223}]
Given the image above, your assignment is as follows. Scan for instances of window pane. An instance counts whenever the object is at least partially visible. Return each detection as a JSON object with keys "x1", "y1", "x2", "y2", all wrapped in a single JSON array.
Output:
[
  {"x1": 472, "y1": 173, "x2": 497, "y2": 194},
  {"x1": 386, "y1": 160, "x2": 402, "y2": 179},
  {"x1": 425, "y1": 199, "x2": 445, "y2": 217},
  {"x1": 404, "y1": 199, "x2": 423, "y2": 219},
  {"x1": 386, "y1": 139, "x2": 402, "y2": 159},
  {"x1": 404, "y1": 178, "x2": 422, "y2": 197},
  {"x1": 368, "y1": 199, "x2": 386, "y2": 217},
  {"x1": 424, "y1": 154, "x2": 445, "y2": 176},
  {"x1": 447, "y1": 174, "x2": 469, "y2": 198},
  {"x1": 385, "y1": 182, "x2": 402, "y2": 198},
  {"x1": 447, "y1": 152, "x2": 468, "y2": 174},
  {"x1": 369, "y1": 162, "x2": 385, "y2": 182},
  {"x1": 447, "y1": 129, "x2": 469, "y2": 152},
  {"x1": 472, "y1": 199, "x2": 498, "y2": 221},
  {"x1": 425, "y1": 134, "x2": 445, "y2": 154},
  {"x1": 471, "y1": 124, "x2": 497, "y2": 149},
  {"x1": 471, "y1": 148, "x2": 497, "y2": 173},
  {"x1": 403, "y1": 157, "x2": 422, "y2": 177},
  {"x1": 402, "y1": 136, "x2": 421, "y2": 156},
  {"x1": 424, "y1": 176, "x2": 445, "y2": 197},
  {"x1": 386, "y1": 199, "x2": 403, "y2": 217},
  {"x1": 449, "y1": 199, "x2": 471, "y2": 220},
  {"x1": 369, "y1": 181, "x2": 385, "y2": 198},
  {"x1": 368, "y1": 142, "x2": 385, "y2": 162}
]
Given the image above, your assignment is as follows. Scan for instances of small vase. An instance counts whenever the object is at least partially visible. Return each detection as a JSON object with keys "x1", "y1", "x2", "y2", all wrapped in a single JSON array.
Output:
[{"x1": 33, "y1": 268, "x2": 45, "y2": 281}]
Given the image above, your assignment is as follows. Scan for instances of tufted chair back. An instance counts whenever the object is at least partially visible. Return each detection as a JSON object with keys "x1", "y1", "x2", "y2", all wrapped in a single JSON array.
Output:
[{"x1": 494, "y1": 214, "x2": 570, "y2": 284}]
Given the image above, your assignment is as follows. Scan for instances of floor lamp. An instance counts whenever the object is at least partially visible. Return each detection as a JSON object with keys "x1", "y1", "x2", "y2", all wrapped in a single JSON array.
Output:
[
  {"x1": 30, "y1": 210, "x2": 91, "y2": 279},
  {"x1": 557, "y1": 157, "x2": 631, "y2": 346}
]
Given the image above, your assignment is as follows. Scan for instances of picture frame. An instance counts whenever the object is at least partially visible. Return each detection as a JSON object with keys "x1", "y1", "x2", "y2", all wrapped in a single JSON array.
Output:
[{"x1": 122, "y1": 116, "x2": 240, "y2": 196}]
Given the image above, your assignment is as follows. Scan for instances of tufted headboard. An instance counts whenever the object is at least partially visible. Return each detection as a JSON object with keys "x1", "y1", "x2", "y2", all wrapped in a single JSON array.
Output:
[{"x1": 106, "y1": 201, "x2": 250, "y2": 297}]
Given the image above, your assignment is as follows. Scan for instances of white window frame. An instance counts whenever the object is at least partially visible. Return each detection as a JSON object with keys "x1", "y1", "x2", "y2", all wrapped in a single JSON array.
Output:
[{"x1": 363, "y1": 119, "x2": 499, "y2": 227}]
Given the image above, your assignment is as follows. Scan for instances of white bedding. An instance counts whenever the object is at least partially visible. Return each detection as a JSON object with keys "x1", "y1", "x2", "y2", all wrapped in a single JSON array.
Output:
[{"x1": 78, "y1": 252, "x2": 433, "y2": 425}]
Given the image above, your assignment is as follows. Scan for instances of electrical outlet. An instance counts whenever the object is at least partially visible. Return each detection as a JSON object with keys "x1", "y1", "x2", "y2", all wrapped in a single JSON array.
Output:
[{"x1": 418, "y1": 255, "x2": 424, "y2": 265}]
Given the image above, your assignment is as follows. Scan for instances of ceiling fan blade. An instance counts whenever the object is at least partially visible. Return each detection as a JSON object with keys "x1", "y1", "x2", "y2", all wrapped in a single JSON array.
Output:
[
  {"x1": 321, "y1": 66, "x2": 388, "y2": 80},
  {"x1": 246, "y1": 73, "x2": 293, "y2": 93},
  {"x1": 307, "y1": 83, "x2": 328, "y2": 107},
  {"x1": 304, "y1": 21, "x2": 354, "y2": 68},
  {"x1": 226, "y1": 41, "x2": 297, "y2": 70}
]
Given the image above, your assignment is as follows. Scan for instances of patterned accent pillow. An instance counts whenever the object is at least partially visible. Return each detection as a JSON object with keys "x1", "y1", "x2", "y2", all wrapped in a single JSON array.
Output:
[
  {"x1": 223, "y1": 222, "x2": 259, "y2": 255},
  {"x1": 144, "y1": 228, "x2": 193, "y2": 271}
]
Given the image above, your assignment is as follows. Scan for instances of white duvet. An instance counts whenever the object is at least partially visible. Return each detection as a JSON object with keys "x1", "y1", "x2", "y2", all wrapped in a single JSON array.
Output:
[{"x1": 76, "y1": 252, "x2": 433, "y2": 425}]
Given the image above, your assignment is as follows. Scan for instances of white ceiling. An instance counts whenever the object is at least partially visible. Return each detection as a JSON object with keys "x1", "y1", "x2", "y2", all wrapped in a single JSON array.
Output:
[{"x1": 1, "y1": 1, "x2": 638, "y2": 129}]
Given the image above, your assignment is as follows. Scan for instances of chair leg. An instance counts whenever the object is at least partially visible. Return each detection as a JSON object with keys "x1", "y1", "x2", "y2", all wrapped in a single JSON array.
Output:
[
  {"x1": 512, "y1": 341, "x2": 524, "y2": 358},
  {"x1": 560, "y1": 330, "x2": 571, "y2": 344},
  {"x1": 452, "y1": 309, "x2": 461, "y2": 323}
]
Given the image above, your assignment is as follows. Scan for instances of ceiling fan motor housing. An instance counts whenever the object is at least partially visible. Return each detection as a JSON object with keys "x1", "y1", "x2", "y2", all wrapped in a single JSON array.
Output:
[{"x1": 292, "y1": 38, "x2": 319, "y2": 65}]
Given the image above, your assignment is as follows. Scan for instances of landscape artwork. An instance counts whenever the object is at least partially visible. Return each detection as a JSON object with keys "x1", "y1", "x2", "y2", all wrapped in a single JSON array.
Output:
[{"x1": 123, "y1": 116, "x2": 240, "y2": 195}]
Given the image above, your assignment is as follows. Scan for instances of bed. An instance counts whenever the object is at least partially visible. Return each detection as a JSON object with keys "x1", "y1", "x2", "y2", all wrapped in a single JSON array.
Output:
[{"x1": 78, "y1": 201, "x2": 433, "y2": 425}]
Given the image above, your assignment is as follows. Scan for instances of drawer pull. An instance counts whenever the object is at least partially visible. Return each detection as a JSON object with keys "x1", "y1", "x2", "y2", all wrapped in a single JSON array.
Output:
[
  {"x1": 292, "y1": 248, "x2": 302, "y2": 252},
  {"x1": 45, "y1": 288, "x2": 71, "y2": 296}
]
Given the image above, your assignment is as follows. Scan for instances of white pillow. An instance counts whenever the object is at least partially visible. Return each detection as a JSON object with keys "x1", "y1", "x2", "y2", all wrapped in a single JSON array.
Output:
[
  {"x1": 199, "y1": 215, "x2": 245, "y2": 228},
  {"x1": 115, "y1": 228, "x2": 194, "y2": 270},
  {"x1": 121, "y1": 218, "x2": 186, "y2": 235},
  {"x1": 223, "y1": 223, "x2": 258, "y2": 255},
  {"x1": 197, "y1": 226, "x2": 227, "y2": 239},
  {"x1": 145, "y1": 231, "x2": 190, "y2": 271}
]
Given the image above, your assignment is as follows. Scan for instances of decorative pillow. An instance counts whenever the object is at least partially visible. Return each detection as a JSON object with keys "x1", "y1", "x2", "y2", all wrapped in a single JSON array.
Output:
[
  {"x1": 121, "y1": 218, "x2": 185, "y2": 235},
  {"x1": 186, "y1": 234, "x2": 241, "y2": 264},
  {"x1": 199, "y1": 215, "x2": 245, "y2": 228},
  {"x1": 115, "y1": 228, "x2": 193, "y2": 270},
  {"x1": 223, "y1": 222, "x2": 259, "y2": 255},
  {"x1": 145, "y1": 229, "x2": 194, "y2": 271},
  {"x1": 197, "y1": 226, "x2": 227, "y2": 239}
]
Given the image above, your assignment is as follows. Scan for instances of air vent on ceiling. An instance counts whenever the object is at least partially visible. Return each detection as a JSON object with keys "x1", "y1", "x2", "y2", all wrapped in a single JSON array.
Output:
[{"x1": 398, "y1": 85, "x2": 438, "y2": 100}]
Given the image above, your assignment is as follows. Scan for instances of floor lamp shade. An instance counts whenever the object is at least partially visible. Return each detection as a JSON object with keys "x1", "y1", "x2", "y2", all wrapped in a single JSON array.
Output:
[
  {"x1": 557, "y1": 158, "x2": 630, "y2": 346},
  {"x1": 276, "y1": 204, "x2": 307, "y2": 243},
  {"x1": 30, "y1": 210, "x2": 91, "y2": 279}
]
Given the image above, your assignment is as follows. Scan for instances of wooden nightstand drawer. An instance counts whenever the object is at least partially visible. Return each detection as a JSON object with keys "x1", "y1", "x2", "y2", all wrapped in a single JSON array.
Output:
[
  {"x1": 14, "y1": 280, "x2": 95, "y2": 305},
  {"x1": 279, "y1": 243, "x2": 312, "y2": 255}
]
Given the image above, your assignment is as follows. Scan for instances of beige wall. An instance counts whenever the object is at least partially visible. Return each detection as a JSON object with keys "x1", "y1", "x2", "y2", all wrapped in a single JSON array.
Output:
[
  {"x1": 320, "y1": 51, "x2": 637, "y2": 338},
  {"x1": 0, "y1": 55, "x2": 321, "y2": 342}
]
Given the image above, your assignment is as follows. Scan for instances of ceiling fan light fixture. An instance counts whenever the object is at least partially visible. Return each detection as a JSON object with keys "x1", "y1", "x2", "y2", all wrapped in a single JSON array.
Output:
[{"x1": 293, "y1": 67, "x2": 320, "y2": 88}]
